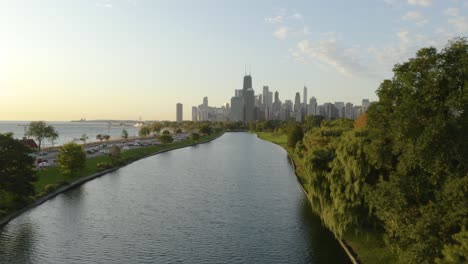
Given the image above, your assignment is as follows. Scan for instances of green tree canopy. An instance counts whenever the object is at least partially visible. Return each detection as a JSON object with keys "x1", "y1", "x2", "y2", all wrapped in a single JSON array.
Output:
[
  {"x1": 56, "y1": 142, "x2": 86, "y2": 176},
  {"x1": 0, "y1": 133, "x2": 36, "y2": 214},
  {"x1": 26, "y1": 121, "x2": 58, "y2": 151}
]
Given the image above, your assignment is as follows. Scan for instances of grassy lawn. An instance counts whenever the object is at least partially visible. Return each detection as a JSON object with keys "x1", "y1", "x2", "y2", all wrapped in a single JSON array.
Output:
[
  {"x1": 256, "y1": 131, "x2": 394, "y2": 264},
  {"x1": 256, "y1": 132, "x2": 288, "y2": 148},
  {"x1": 35, "y1": 131, "x2": 223, "y2": 193}
]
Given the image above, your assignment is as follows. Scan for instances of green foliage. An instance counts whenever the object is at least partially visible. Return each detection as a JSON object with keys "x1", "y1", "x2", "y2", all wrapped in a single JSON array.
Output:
[
  {"x1": 175, "y1": 128, "x2": 182, "y2": 134},
  {"x1": 287, "y1": 124, "x2": 304, "y2": 148},
  {"x1": 436, "y1": 229, "x2": 468, "y2": 264},
  {"x1": 96, "y1": 134, "x2": 103, "y2": 142},
  {"x1": 0, "y1": 133, "x2": 36, "y2": 216},
  {"x1": 159, "y1": 134, "x2": 174, "y2": 144},
  {"x1": 199, "y1": 124, "x2": 213, "y2": 135},
  {"x1": 139, "y1": 126, "x2": 151, "y2": 138},
  {"x1": 56, "y1": 142, "x2": 86, "y2": 176},
  {"x1": 26, "y1": 121, "x2": 58, "y2": 150},
  {"x1": 258, "y1": 38, "x2": 468, "y2": 263},
  {"x1": 162, "y1": 130, "x2": 170, "y2": 135},
  {"x1": 190, "y1": 132, "x2": 200, "y2": 142}
]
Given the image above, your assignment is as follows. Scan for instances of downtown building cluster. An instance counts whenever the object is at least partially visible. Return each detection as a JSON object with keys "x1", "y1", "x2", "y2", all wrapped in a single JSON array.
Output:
[{"x1": 185, "y1": 74, "x2": 371, "y2": 122}]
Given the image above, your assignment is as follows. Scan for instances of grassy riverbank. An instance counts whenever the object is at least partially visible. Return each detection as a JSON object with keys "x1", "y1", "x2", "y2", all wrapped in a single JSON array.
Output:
[
  {"x1": 35, "y1": 132, "x2": 223, "y2": 193},
  {"x1": 256, "y1": 131, "x2": 395, "y2": 264}
]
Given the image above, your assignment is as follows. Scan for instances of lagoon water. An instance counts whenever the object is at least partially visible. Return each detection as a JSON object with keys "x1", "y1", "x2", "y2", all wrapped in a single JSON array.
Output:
[
  {"x1": 0, "y1": 133, "x2": 349, "y2": 264},
  {"x1": 0, "y1": 121, "x2": 140, "y2": 147}
]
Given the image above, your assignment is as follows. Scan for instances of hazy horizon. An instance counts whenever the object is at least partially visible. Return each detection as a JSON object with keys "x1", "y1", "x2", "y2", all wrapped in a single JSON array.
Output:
[{"x1": 1, "y1": 0, "x2": 466, "y2": 121}]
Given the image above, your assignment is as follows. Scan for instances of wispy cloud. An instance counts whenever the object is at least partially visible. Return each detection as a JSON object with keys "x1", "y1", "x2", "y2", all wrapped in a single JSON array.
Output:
[
  {"x1": 401, "y1": 11, "x2": 428, "y2": 26},
  {"x1": 444, "y1": 8, "x2": 460, "y2": 17},
  {"x1": 448, "y1": 16, "x2": 468, "y2": 33},
  {"x1": 408, "y1": 0, "x2": 432, "y2": 7},
  {"x1": 293, "y1": 36, "x2": 372, "y2": 78},
  {"x1": 96, "y1": 0, "x2": 113, "y2": 8},
  {"x1": 274, "y1": 26, "x2": 292, "y2": 39},
  {"x1": 265, "y1": 15, "x2": 283, "y2": 24}
]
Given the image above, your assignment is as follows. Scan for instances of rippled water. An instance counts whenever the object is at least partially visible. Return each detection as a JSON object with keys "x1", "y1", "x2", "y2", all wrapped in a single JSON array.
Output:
[{"x1": 0, "y1": 133, "x2": 350, "y2": 264}]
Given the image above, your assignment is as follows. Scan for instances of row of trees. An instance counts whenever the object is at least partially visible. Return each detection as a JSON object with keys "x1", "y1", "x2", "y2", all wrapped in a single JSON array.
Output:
[{"x1": 250, "y1": 38, "x2": 467, "y2": 263}]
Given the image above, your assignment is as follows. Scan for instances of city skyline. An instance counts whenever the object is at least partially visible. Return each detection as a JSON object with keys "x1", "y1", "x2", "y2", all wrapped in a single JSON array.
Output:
[{"x1": 1, "y1": 0, "x2": 467, "y2": 121}]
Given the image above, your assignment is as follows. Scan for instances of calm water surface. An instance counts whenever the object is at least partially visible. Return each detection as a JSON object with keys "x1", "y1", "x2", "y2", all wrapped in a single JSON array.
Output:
[
  {"x1": 0, "y1": 133, "x2": 349, "y2": 264},
  {"x1": 0, "y1": 121, "x2": 139, "y2": 147}
]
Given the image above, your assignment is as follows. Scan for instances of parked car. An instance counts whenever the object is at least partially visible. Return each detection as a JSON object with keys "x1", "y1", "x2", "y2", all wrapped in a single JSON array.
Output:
[{"x1": 38, "y1": 161, "x2": 49, "y2": 168}]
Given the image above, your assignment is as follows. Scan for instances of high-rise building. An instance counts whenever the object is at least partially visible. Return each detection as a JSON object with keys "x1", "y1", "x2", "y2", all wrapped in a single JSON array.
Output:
[
  {"x1": 230, "y1": 96, "x2": 243, "y2": 121},
  {"x1": 303, "y1": 86, "x2": 308, "y2": 109},
  {"x1": 334, "y1": 102, "x2": 345, "y2": 118},
  {"x1": 243, "y1": 75, "x2": 252, "y2": 91},
  {"x1": 244, "y1": 88, "x2": 255, "y2": 122},
  {"x1": 192, "y1": 106, "x2": 198, "y2": 122},
  {"x1": 345, "y1": 103, "x2": 354, "y2": 119},
  {"x1": 176, "y1": 103, "x2": 183, "y2": 123},
  {"x1": 308, "y1": 97, "x2": 317, "y2": 116},
  {"x1": 324, "y1": 103, "x2": 337, "y2": 119},
  {"x1": 203, "y1": 97, "x2": 208, "y2": 108},
  {"x1": 294, "y1": 92, "x2": 301, "y2": 113},
  {"x1": 362, "y1": 99, "x2": 370, "y2": 112}
]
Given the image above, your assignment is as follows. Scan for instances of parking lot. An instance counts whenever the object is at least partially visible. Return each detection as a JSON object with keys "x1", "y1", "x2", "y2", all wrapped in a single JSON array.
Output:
[{"x1": 33, "y1": 133, "x2": 189, "y2": 168}]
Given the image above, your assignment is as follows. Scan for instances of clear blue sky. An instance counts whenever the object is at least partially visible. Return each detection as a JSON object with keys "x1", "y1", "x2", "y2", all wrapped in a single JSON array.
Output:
[{"x1": 0, "y1": 0, "x2": 466, "y2": 120}]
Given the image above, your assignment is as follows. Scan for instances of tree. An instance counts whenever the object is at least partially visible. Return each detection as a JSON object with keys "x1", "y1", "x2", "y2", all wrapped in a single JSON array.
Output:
[
  {"x1": 364, "y1": 38, "x2": 468, "y2": 263},
  {"x1": 121, "y1": 129, "x2": 128, "y2": 141},
  {"x1": 287, "y1": 124, "x2": 303, "y2": 148},
  {"x1": 162, "y1": 130, "x2": 170, "y2": 135},
  {"x1": 199, "y1": 124, "x2": 213, "y2": 135},
  {"x1": 139, "y1": 126, "x2": 151, "y2": 138},
  {"x1": 79, "y1": 133, "x2": 89, "y2": 145},
  {"x1": 110, "y1": 145, "x2": 122, "y2": 165},
  {"x1": 103, "y1": 135, "x2": 110, "y2": 142},
  {"x1": 56, "y1": 142, "x2": 86, "y2": 176},
  {"x1": 96, "y1": 134, "x2": 103, "y2": 142},
  {"x1": 190, "y1": 132, "x2": 200, "y2": 142},
  {"x1": 0, "y1": 133, "x2": 36, "y2": 214},
  {"x1": 353, "y1": 113, "x2": 368, "y2": 129},
  {"x1": 159, "y1": 134, "x2": 173, "y2": 144},
  {"x1": 48, "y1": 129, "x2": 59, "y2": 147},
  {"x1": 150, "y1": 122, "x2": 162, "y2": 134},
  {"x1": 175, "y1": 128, "x2": 182, "y2": 134},
  {"x1": 26, "y1": 121, "x2": 58, "y2": 151}
]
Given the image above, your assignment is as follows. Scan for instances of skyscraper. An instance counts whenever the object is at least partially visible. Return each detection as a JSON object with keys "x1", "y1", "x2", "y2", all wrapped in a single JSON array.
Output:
[
  {"x1": 230, "y1": 96, "x2": 243, "y2": 121},
  {"x1": 243, "y1": 75, "x2": 252, "y2": 91},
  {"x1": 294, "y1": 92, "x2": 301, "y2": 113},
  {"x1": 303, "y1": 86, "x2": 308, "y2": 107},
  {"x1": 192, "y1": 106, "x2": 198, "y2": 122},
  {"x1": 362, "y1": 99, "x2": 370, "y2": 112},
  {"x1": 294, "y1": 92, "x2": 302, "y2": 122},
  {"x1": 244, "y1": 88, "x2": 255, "y2": 122},
  {"x1": 176, "y1": 103, "x2": 183, "y2": 123},
  {"x1": 334, "y1": 102, "x2": 345, "y2": 118},
  {"x1": 309, "y1": 97, "x2": 317, "y2": 116},
  {"x1": 345, "y1": 102, "x2": 354, "y2": 119}
]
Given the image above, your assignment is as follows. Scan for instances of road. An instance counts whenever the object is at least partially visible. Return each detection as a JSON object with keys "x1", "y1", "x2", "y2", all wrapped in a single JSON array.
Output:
[{"x1": 34, "y1": 133, "x2": 189, "y2": 168}]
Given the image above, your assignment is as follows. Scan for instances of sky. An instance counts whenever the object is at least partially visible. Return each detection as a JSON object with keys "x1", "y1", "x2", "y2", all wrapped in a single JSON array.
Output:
[{"x1": 0, "y1": 0, "x2": 466, "y2": 121}]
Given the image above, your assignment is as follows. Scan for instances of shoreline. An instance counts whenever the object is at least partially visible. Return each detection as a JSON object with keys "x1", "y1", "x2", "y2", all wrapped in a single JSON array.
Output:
[
  {"x1": 0, "y1": 132, "x2": 224, "y2": 228},
  {"x1": 255, "y1": 133, "x2": 361, "y2": 264}
]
